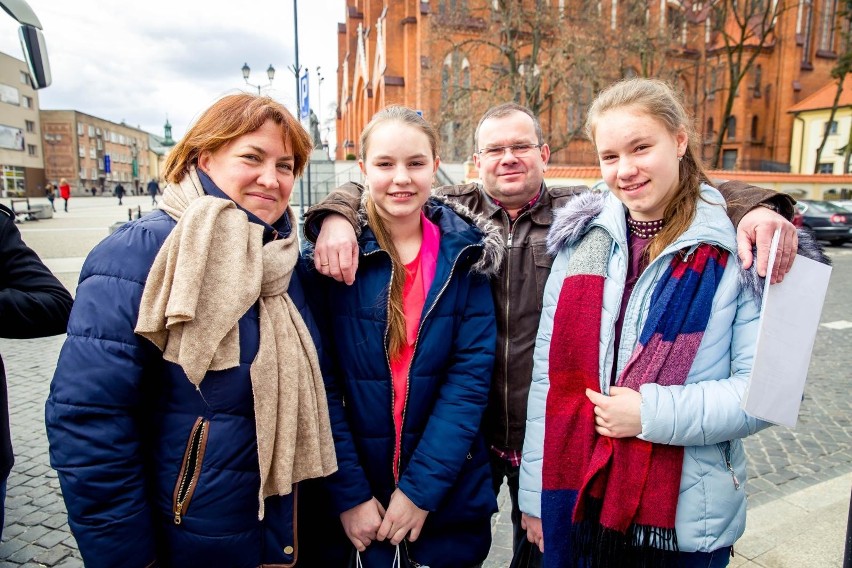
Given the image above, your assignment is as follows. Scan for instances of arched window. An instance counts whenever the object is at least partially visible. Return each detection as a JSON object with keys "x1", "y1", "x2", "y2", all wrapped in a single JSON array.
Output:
[
  {"x1": 440, "y1": 51, "x2": 472, "y2": 160},
  {"x1": 726, "y1": 116, "x2": 737, "y2": 140},
  {"x1": 707, "y1": 117, "x2": 715, "y2": 137},
  {"x1": 753, "y1": 64, "x2": 762, "y2": 97},
  {"x1": 750, "y1": 116, "x2": 759, "y2": 141}
]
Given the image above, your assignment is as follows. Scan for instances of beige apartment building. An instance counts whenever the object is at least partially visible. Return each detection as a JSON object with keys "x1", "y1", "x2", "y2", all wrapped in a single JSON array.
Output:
[
  {"x1": 39, "y1": 110, "x2": 152, "y2": 196},
  {"x1": 0, "y1": 51, "x2": 44, "y2": 197}
]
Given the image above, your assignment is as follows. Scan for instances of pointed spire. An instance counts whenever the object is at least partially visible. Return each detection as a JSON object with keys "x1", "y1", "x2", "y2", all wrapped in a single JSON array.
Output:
[{"x1": 163, "y1": 116, "x2": 175, "y2": 147}]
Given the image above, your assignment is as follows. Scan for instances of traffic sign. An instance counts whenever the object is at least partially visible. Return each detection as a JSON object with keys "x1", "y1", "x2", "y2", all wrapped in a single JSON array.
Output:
[{"x1": 299, "y1": 71, "x2": 310, "y2": 120}]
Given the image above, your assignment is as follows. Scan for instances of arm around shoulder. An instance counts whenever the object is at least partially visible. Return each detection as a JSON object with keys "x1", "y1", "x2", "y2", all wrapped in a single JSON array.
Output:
[{"x1": 303, "y1": 181, "x2": 365, "y2": 244}]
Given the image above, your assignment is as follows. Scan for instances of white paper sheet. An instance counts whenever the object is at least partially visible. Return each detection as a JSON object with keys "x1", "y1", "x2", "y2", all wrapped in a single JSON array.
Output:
[{"x1": 741, "y1": 230, "x2": 832, "y2": 427}]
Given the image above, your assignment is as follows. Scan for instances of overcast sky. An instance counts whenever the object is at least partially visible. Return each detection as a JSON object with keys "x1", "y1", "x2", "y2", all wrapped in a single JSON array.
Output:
[{"x1": 0, "y1": 0, "x2": 341, "y2": 144}]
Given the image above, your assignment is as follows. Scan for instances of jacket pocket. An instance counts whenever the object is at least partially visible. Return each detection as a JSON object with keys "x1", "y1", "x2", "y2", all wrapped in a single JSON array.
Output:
[{"x1": 173, "y1": 417, "x2": 209, "y2": 525}]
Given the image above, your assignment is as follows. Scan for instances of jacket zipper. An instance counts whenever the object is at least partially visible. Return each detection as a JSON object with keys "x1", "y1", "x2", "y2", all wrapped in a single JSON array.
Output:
[
  {"x1": 720, "y1": 441, "x2": 741, "y2": 490},
  {"x1": 362, "y1": 247, "x2": 404, "y2": 483},
  {"x1": 371, "y1": 242, "x2": 479, "y2": 483},
  {"x1": 173, "y1": 416, "x2": 209, "y2": 525},
  {"x1": 502, "y1": 209, "x2": 521, "y2": 446}
]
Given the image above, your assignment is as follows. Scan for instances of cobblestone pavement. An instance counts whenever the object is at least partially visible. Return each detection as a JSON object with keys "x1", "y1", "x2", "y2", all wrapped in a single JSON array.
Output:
[{"x1": 1, "y1": 198, "x2": 850, "y2": 567}]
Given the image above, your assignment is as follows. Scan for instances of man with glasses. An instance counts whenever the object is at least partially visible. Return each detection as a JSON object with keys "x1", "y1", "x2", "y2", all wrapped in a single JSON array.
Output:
[{"x1": 304, "y1": 102, "x2": 796, "y2": 567}]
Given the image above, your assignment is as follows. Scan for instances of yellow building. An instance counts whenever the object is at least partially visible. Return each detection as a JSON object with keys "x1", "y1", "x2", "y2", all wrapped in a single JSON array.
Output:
[{"x1": 789, "y1": 75, "x2": 852, "y2": 176}]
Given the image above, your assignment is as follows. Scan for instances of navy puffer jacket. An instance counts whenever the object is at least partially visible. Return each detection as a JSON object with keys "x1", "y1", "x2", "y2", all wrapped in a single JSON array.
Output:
[
  {"x1": 301, "y1": 198, "x2": 500, "y2": 568},
  {"x1": 46, "y1": 187, "x2": 322, "y2": 567}
]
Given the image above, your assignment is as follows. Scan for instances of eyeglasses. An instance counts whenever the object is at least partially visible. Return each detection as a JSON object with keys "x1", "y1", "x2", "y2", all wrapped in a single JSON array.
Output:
[{"x1": 477, "y1": 143, "x2": 542, "y2": 161}]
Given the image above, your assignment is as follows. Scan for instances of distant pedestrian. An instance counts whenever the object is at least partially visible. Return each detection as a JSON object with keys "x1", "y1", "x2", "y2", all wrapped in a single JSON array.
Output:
[
  {"x1": 0, "y1": 204, "x2": 72, "y2": 540},
  {"x1": 58, "y1": 179, "x2": 71, "y2": 212},
  {"x1": 45, "y1": 183, "x2": 56, "y2": 212},
  {"x1": 147, "y1": 178, "x2": 159, "y2": 206},
  {"x1": 90, "y1": 187, "x2": 96, "y2": 198},
  {"x1": 114, "y1": 183, "x2": 125, "y2": 205}
]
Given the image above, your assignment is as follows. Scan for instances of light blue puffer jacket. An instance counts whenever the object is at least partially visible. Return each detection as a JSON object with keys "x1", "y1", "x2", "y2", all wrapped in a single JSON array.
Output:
[{"x1": 519, "y1": 185, "x2": 771, "y2": 553}]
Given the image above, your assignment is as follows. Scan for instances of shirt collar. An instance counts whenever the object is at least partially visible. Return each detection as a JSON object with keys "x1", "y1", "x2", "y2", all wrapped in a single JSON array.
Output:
[
  {"x1": 489, "y1": 185, "x2": 544, "y2": 222},
  {"x1": 196, "y1": 168, "x2": 292, "y2": 242}
]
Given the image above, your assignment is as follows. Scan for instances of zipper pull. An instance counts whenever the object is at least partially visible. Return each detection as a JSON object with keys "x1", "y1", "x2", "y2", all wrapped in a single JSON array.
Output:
[
  {"x1": 174, "y1": 509, "x2": 182, "y2": 525},
  {"x1": 727, "y1": 463, "x2": 741, "y2": 490},
  {"x1": 507, "y1": 232, "x2": 514, "y2": 248},
  {"x1": 723, "y1": 443, "x2": 741, "y2": 490}
]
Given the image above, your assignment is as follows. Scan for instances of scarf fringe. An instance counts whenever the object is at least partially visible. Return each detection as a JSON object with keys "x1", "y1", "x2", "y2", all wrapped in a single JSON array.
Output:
[{"x1": 570, "y1": 498, "x2": 679, "y2": 568}]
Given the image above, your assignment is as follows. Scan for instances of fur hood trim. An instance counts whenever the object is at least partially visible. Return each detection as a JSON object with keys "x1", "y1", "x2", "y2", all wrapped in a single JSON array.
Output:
[
  {"x1": 546, "y1": 191, "x2": 606, "y2": 256},
  {"x1": 739, "y1": 228, "x2": 831, "y2": 303},
  {"x1": 357, "y1": 191, "x2": 504, "y2": 278}
]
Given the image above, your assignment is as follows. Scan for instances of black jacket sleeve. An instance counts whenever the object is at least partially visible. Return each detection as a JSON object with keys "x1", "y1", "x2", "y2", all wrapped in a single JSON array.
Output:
[{"x1": 0, "y1": 205, "x2": 73, "y2": 339}]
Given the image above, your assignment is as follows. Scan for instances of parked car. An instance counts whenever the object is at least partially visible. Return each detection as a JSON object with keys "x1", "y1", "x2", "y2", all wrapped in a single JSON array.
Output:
[
  {"x1": 796, "y1": 199, "x2": 852, "y2": 246},
  {"x1": 831, "y1": 199, "x2": 852, "y2": 212}
]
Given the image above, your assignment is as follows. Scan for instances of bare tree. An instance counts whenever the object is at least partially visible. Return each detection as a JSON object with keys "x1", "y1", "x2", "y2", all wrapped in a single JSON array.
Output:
[
  {"x1": 427, "y1": 0, "x2": 615, "y2": 160},
  {"x1": 813, "y1": 0, "x2": 852, "y2": 173},
  {"x1": 706, "y1": 0, "x2": 786, "y2": 168}
]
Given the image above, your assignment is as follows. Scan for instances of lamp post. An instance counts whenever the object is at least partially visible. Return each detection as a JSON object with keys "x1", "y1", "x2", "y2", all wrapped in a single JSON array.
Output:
[{"x1": 241, "y1": 62, "x2": 275, "y2": 94}]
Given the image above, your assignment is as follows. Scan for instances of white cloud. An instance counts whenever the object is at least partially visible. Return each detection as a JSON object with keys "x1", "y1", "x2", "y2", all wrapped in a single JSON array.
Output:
[{"x1": 0, "y1": 0, "x2": 340, "y2": 144}]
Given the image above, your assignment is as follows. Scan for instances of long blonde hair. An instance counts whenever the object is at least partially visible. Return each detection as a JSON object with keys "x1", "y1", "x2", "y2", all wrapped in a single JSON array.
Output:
[
  {"x1": 360, "y1": 106, "x2": 439, "y2": 359},
  {"x1": 584, "y1": 78, "x2": 709, "y2": 260}
]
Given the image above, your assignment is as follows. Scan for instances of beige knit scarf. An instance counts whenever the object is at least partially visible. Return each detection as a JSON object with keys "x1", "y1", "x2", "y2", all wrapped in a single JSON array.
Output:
[{"x1": 135, "y1": 169, "x2": 336, "y2": 519}]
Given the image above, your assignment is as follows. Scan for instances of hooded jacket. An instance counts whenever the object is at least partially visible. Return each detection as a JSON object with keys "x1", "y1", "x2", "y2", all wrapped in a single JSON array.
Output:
[
  {"x1": 301, "y1": 197, "x2": 501, "y2": 568},
  {"x1": 520, "y1": 185, "x2": 822, "y2": 553},
  {"x1": 45, "y1": 180, "x2": 322, "y2": 568}
]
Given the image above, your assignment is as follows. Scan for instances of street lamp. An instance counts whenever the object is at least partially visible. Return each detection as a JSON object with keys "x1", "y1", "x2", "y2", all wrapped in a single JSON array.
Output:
[{"x1": 241, "y1": 62, "x2": 275, "y2": 94}]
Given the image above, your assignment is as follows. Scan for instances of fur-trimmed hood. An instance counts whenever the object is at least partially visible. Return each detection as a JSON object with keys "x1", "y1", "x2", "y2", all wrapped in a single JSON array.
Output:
[
  {"x1": 545, "y1": 188, "x2": 831, "y2": 303},
  {"x1": 546, "y1": 191, "x2": 607, "y2": 257},
  {"x1": 356, "y1": 191, "x2": 504, "y2": 278}
]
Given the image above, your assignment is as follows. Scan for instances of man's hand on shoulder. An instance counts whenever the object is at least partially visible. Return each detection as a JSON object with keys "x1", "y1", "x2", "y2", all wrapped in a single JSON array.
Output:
[
  {"x1": 737, "y1": 206, "x2": 798, "y2": 284},
  {"x1": 314, "y1": 214, "x2": 359, "y2": 285}
]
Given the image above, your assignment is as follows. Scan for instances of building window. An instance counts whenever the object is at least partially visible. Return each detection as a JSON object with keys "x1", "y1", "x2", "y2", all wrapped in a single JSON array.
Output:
[
  {"x1": 19, "y1": 71, "x2": 28, "y2": 85},
  {"x1": 25, "y1": 120, "x2": 35, "y2": 133},
  {"x1": 667, "y1": 5, "x2": 685, "y2": 44},
  {"x1": 78, "y1": 123, "x2": 84, "y2": 136},
  {"x1": 801, "y1": 1, "x2": 813, "y2": 66},
  {"x1": 818, "y1": 163, "x2": 834, "y2": 173},
  {"x1": 88, "y1": 125, "x2": 95, "y2": 137},
  {"x1": 722, "y1": 149, "x2": 738, "y2": 170},
  {"x1": 2, "y1": 165, "x2": 26, "y2": 197},
  {"x1": 27, "y1": 144, "x2": 37, "y2": 156},
  {"x1": 90, "y1": 147, "x2": 96, "y2": 159},
  {"x1": 826, "y1": 120, "x2": 838, "y2": 135},
  {"x1": 726, "y1": 116, "x2": 737, "y2": 140},
  {"x1": 79, "y1": 168, "x2": 86, "y2": 180},
  {"x1": 21, "y1": 95, "x2": 32, "y2": 109},
  {"x1": 753, "y1": 65, "x2": 762, "y2": 97},
  {"x1": 97, "y1": 139, "x2": 103, "y2": 150},
  {"x1": 819, "y1": 0, "x2": 837, "y2": 52},
  {"x1": 79, "y1": 147, "x2": 85, "y2": 158},
  {"x1": 708, "y1": 67, "x2": 717, "y2": 100},
  {"x1": 706, "y1": 117, "x2": 715, "y2": 140},
  {"x1": 750, "y1": 116, "x2": 759, "y2": 140}
]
